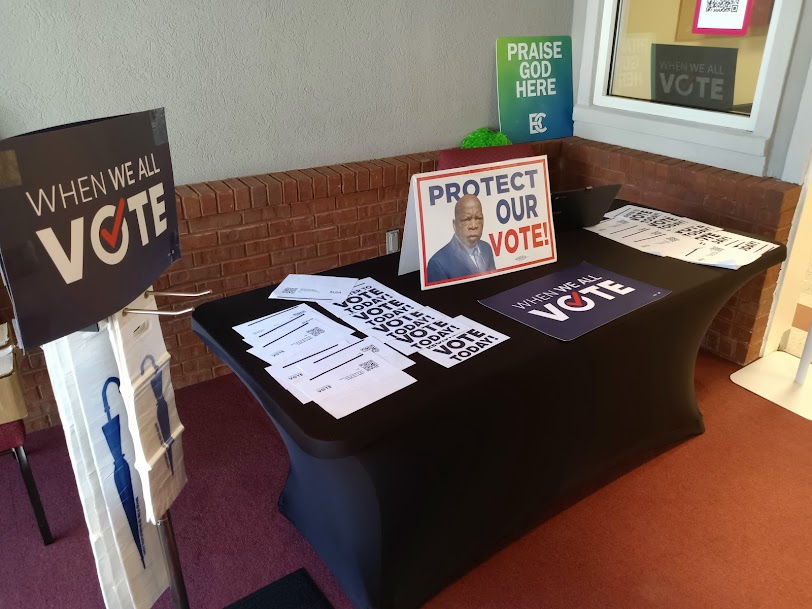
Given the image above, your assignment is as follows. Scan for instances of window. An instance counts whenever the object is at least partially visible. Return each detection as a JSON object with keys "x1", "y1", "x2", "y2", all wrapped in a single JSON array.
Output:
[
  {"x1": 572, "y1": 0, "x2": 805, "y2": 176},
  {"x1": 610, "y1": 0, "x2": 774, "y2": 117}
]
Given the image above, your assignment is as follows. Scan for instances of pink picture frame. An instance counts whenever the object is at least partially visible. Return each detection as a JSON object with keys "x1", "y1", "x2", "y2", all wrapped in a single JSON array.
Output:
[{"x1": 693, "y1": 0, "x2": 754, "y2": 36}]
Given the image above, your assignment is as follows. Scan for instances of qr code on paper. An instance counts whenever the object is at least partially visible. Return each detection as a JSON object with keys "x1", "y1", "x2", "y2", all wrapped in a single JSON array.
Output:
[
  {"x1": 359, "y1": 360, "x2": 379, "y2": 372},
  {"x1": 675, "y1": 224, "x2": 713, "y2": 238},
  {"x1": 306, "y1": 327, "x2": 325, "y2": 337},
  {"x1": 624, "y1": 209, "x2": 659, "y2": 223},
  {"x1": 281, "y1": 287, "x2": 298, "y2": 295},
  {"x1": 360, "y1": 344, "x2": 380, "y2": 354},
  {"x1": 697, "y1": 232, "x2": 734, "y2": 246},
  {"x1": 706, "y1": 0, "x2": 740, "y2": 12},
  {"x1": 649, "y1": 216, "x2": 690, "y2": 230}
]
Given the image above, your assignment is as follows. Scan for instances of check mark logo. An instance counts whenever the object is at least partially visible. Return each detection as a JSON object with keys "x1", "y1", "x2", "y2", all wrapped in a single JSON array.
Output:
[
  {"x1": 564, "y1": 291, "x2": 583, "y2": 307},
  {"x1": 100, "y1": 198, "x2": 126, "y2": 248}
]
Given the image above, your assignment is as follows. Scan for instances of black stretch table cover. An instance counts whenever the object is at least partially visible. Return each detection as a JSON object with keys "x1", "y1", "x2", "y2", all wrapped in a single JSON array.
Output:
[{"x1": 193, "y1": 229, "x2": 784, "y2": 609}]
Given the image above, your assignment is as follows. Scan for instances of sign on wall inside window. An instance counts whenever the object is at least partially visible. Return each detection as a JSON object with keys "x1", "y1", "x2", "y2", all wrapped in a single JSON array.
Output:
[
  {"x1": 651, "y1": 44, "x2": 738, "y2": 111},
  {"x1": 693, "y1": 0, "x2": 754, "y2": 36},
  {"x1": 496, "y1": 36, "x2": 573, "y2": 144}
]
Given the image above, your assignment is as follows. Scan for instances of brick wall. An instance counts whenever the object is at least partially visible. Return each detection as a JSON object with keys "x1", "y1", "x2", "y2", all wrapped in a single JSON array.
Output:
[{"x1": 2, "y1": 138, "x2": 800, "y2": 432}]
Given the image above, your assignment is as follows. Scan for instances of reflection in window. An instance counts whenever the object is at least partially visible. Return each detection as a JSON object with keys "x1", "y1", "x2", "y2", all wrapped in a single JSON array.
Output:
[{"x1": 609, "y1": 0, "x2": 774, "y2": 115}]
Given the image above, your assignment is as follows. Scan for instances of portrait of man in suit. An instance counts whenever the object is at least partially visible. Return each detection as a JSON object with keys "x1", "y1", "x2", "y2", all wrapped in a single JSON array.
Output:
[{"x1": 427, "y1": 194, "x2": 496, "y2": 283}]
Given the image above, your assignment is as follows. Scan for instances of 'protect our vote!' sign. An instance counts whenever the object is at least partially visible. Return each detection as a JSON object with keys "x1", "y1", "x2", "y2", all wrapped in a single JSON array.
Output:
[
  {"x1": 479, "y1": 262, "x2": 670, "y2": 341},
  {"x1": 0, "y1": 109, "x2": 180, "y2": 350},
  {"x1": 398, "y1": 156, "x2": 557, "y2": 290},
  {"x1": 496, "y1": 36, "x2": 573, "y2": 143}
]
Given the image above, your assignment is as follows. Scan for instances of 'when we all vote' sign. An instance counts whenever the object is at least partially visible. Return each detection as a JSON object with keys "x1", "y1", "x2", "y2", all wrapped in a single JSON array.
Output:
[
  {"x1": 496, "y1": 36, "x2": 573, "y2": 143},
  {"x1": 480, "y1": 262, "x2": 670, "y2": 341},
  {"x1": 0, "y1": 109, "x2": 180, "y2": 349}
]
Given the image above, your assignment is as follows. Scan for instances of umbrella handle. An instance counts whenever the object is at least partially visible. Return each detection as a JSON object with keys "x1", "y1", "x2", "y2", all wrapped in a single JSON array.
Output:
[
  {"x1": 141, "y1": 354, "x2": 158, "y2": 376},
  {"x1": 102, "y1": 377, "x2": 121, "y2": 423}
]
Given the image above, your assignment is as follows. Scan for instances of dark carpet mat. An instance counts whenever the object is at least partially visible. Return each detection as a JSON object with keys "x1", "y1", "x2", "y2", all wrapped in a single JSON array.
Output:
[{"x1": 224, "y1": 568, "x2": 334, "y2": 609}]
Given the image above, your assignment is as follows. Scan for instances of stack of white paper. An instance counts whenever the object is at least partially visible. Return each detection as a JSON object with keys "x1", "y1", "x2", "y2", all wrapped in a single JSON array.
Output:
[
  {"x1": 322, "y1": 278, "x2": 470, "y2": 355},
  {"x1": 234, "y1": 302, "x2": 416, "y2": 418},
  {"x1": 235, "y1": 281, "x2": 510, "y2": 417},
  {"x1": 269, "y1": 274, "x2": 358, "y2": 303},
  {"x1": 107, "y1": 291, "x2": 187, "y2": 524},
  {"x1": 269, "y1": 336, "x2": 418, "y2": 419},
  {"x1": 591, "y1": 205, "x2": 779, "y2": 269},
  {"x1": 234, "y1": 303, "x2": 357, "y2": 364},
  {"x1": 322, "y1": 278, "x2": 510, "y2": 366},
  {"x1": 417, "y1": 317, "x2": 510, "y2": 368}
]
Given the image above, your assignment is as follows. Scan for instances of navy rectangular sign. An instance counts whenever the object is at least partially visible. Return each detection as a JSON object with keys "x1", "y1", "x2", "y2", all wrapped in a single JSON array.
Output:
[
  {"x1": 479, "y1": 262, "x2": 669, "y2": 341},
  {"x1": 651, "y1": 44, "x2": 737, "y2": 112},
  {"x1": 0, "y1": 109, "x2": 180, "y2": 349}
]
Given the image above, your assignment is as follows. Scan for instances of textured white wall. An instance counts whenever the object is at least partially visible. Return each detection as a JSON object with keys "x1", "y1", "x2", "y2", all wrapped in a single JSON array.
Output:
[{"x1": 0, "y1": 1, "x2": 572, "y2": 185}]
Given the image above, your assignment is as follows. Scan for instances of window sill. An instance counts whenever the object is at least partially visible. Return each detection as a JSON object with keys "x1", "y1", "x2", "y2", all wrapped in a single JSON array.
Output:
[{"x1": 573, "y1": 104, "x2": 770, "y2": 176}]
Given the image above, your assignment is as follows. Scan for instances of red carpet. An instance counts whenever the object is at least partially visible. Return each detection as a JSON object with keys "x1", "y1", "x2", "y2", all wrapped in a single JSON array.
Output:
[{"x1": 2, "y1": 352, "x2": 811, "y2": 609}]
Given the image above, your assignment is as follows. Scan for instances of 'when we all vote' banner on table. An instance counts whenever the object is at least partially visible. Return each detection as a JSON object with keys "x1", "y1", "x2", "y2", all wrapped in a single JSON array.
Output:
[{"x1": 480, "y1": 262, "x2": 670, "y2": 341}]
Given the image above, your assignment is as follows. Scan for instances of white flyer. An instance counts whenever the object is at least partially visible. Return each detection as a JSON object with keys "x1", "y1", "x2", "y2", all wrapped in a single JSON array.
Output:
[
  {"x1": 270, "y1": 274, "x2": 359, "y2": 303},
  {"x1": 727, "y1": 237, "x2": 779, "y2": 258},
  {"x1": 235, "y1": 304, "x2": 351, "y2": 349},
  {"x1": 232, "y1": 304, "x2": 311, "y2": 339},
  {"x1": 265, "y1": 336, "x2": 362, "y2": 403},
  {"x1": 246, "y1": 316, "x2": 355, "y2": 364},
  {"x1": 293, "y1": 336, "x2": 415, "y2": 378},
  {"x1": 418, "y1": 316, "x2": 510, "y2": 368},
  {"x1": 268, "y1": 336, "x2": 414, "y2": 404},
  {"x1": 589, "y1": 205, "x2": 778, "y2": 269},
  {"x1": 377, "y1": 308, "x2": 470, "y2": 355},
  {"x1": 294, "y1": 352, "x2": 416, "y2": 419}
]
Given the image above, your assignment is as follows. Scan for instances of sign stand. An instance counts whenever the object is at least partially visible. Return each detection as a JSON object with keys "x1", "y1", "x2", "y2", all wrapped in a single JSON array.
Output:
[
  {"x1": 1, "y1": 109, "x2": 195, "y2": 609},
  {"x1": 157, "y1": 509, "x2": 190, "y2": 609}
]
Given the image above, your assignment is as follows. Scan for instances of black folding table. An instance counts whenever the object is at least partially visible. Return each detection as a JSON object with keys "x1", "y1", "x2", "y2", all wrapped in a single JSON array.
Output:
[{"x1": 193, "y1": 228, "x2": 784, "y2": 609}]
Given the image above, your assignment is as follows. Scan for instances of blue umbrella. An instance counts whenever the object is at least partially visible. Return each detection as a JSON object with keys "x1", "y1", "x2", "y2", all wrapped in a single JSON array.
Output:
[
  {"x1": 102, "y1": 377, "x2": 145, "y2": 568},
  {"x1": 141, "y1": 355, "x2": 174, "y2": 475}
]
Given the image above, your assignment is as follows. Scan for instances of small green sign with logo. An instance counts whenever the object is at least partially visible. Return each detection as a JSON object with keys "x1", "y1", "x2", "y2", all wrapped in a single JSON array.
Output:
[{"x1": 496, "y1": 36, "x2": 574, "y2": 143}]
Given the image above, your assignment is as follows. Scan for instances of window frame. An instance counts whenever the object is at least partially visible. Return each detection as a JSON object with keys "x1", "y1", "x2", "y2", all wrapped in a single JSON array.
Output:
[{"x1": 572, "y1": 0, "x2": 804, "y2": 176}]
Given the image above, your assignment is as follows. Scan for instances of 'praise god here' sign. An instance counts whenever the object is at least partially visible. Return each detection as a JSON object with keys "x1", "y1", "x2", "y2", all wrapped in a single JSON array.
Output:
[
  {"x1": 0, "y1": 109, "x2": 180, "y2": 349},
  {"x1": 496, "y1": 36, "x2": 574, "y2": 143}
]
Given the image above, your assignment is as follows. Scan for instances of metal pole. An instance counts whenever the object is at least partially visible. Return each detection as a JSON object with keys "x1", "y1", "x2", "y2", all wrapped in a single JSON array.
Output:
[
  {"x1": 157, "y1": 509, "x2": 191, "y2": 609},
  {"x1": 794, "y1": 321, "x2": 812, "y2": 385}
]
